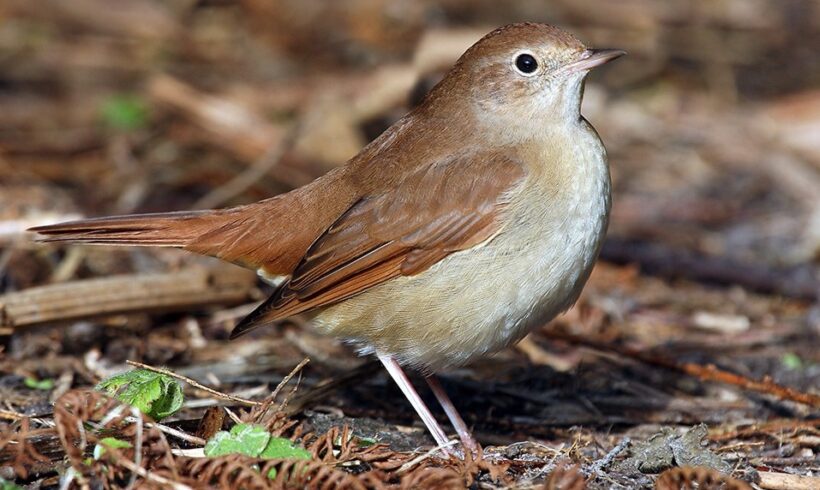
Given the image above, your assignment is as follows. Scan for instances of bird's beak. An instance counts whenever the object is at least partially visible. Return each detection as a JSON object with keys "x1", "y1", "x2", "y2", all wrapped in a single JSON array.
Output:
[{"x1": 565, "y1": 48, "x2": 626, "y2": 73}]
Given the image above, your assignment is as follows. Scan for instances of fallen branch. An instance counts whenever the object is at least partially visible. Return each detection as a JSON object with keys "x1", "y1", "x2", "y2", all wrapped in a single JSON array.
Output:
[
  {"x1": 0, "y1": 265, "x2": 256, "y2": 329},
  {"x1": 758, "y1": 471, "x2": 820, "y2": 490}
]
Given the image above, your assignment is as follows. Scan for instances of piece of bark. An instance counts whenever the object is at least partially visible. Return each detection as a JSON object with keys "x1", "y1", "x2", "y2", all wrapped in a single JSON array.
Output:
[
  {"x1": 758, "y1": 471, "x2": 820, "y2": 490},
  {"x1": 0, "y1": 265, "x2": 256, "y2": 329}
]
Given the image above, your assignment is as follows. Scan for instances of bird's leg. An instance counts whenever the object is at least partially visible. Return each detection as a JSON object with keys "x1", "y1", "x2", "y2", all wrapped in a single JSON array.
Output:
[
  {"x1": 425, "y1": 375, "x2": 480, "y2": 455},
  {"x1": 377, "y1": 353, "x2": 455, "y2": 454}
]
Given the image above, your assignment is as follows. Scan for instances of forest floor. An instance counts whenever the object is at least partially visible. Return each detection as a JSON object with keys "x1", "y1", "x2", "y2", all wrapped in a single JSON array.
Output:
[{"x1": 1, "y1": 1, "x2": 818, "y2": 488}]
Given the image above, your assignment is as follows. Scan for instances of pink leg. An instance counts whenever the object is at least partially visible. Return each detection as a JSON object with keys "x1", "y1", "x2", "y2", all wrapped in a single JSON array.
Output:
[
  {"x1": 377, "y1": 353, "x2": 453, "y2": 452},
  {"x1": 425, "y1": 376, "x2": 479, "y2": 455}
]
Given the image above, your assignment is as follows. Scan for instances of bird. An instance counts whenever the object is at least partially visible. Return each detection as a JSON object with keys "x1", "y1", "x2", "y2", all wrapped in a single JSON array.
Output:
[{"x1": 30, "y1": 23, "x2": 624, "y2": 456}]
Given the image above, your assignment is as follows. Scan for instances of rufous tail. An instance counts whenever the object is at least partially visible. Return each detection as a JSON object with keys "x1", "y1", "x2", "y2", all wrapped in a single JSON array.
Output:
[{"x1": 29, "y1": 210, "x2": 229, "y2": 248}]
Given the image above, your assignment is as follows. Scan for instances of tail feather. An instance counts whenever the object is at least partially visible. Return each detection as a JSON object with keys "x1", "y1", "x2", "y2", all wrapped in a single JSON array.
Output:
[
  {"x1": 29, "y1": 210, "x2": 222, "y2": 248},
  {"x1": 29, "y1": 179, "x2": 351, "y2": 278}
]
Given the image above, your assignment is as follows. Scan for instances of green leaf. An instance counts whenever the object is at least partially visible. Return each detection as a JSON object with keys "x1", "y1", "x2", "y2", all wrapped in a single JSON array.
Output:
[
  {"x1": 205, "y1": 423, "x2": 271, "y2": 458},
  {"x1": 100, "y1": 95, "x2": 148, "y2": 131},
  {"x1": 204, "y1": 424, "x2": 312, "y2": 476},
  {"x1": 357, "y1": 437, "x2": 377, "y2": 447},
  {"x1": 259, "y1": 436, "x2": 312, "y2": 460},
  {"x1": 95, "y1": 369, "x2": 184, "y2": 421},
  {"x1": 0, "y1": 477, "x2": 24, "y2": 490},
  {"x1": 24, "y1": 377, "x2": 54, "y2": 390},
  {"x1": 93, "y1": 437, "x2": 133, "y2": 460},
  {"x1": 781, "y1": 353, "x2": 803, "y2": 370}
]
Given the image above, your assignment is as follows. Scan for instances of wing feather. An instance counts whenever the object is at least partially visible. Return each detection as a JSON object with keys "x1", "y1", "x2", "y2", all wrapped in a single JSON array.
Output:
[{"x1": 230, "y1": 152, "x2": 525, "y2": 338}]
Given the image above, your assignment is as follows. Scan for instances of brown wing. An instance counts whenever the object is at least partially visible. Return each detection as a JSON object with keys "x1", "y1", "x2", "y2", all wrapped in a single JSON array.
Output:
[{"x1": 230, "y1": 152, "x2": 525, "y2": 338}]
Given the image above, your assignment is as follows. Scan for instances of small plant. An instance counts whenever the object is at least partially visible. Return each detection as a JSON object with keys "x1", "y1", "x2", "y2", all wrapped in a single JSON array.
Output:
[
  {"x1": 95, "y1": 369, "x2": 183, "y2": 421},
  {"x1": 0, "y1": 477, "x2": 24, "y2": 490},
  {"x1": 781, "y1": 352, "x2": 802, "y2": 370},
  {"x1": 100, "y1": 94, "x2": 149, "y2": 131},
  {"x1": 93, "y1": 437, "x2": 133, "y2": 460},
  {"x1": 205, "y1": 423, "x2": 312, "y2": 460},
  {"x1": 23, "y1": 377, "x2": 54, "y2": 390},
  {"x1": 357, "y1": 436, "x2": 377, "y2": 447},
  {"x1": 205, "y1": 423, "x2": 312, "y2": 478}
]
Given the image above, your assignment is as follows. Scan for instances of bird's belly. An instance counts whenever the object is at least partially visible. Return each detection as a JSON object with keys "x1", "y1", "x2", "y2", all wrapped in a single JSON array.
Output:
[
  {"x1": 314, "y1": 190, "x2": 608, "y2": 372},
  {"x1": 316, "y1": 124, "x2": 610, "y2": 372}
]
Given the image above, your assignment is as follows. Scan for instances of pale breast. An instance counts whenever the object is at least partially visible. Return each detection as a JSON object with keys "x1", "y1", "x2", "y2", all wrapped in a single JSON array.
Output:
[{"x1": 314, "y1": 121, "x2": 611, "y2": 372}]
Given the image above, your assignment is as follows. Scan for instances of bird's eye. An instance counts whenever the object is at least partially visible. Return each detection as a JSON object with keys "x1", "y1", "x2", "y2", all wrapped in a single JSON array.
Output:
[{"x1": 514, "y1": 53, "x2": 538, "y2": 74}]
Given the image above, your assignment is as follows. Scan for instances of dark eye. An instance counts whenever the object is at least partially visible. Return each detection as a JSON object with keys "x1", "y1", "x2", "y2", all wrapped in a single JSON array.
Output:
[{"x1": 515, "y1": 53, "x2": 538, "y2": 74}]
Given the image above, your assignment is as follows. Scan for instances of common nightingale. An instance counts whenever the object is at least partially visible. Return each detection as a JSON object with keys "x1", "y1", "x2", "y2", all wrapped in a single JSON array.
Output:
[{"x1": 32, "y1": 23, "x2": 624, "y2": 455}]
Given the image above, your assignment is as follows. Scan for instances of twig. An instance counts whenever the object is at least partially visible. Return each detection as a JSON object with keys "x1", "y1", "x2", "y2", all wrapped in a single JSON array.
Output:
[
  {"x1": 49, "y1": 246, "x2": 85, "y2": 283},
  {"x1": 223, "y1": 407, "x2": 242, "y2": 425},
  {"x1": 107, "y1": 451, "x2": 193, "y2": 490},
  {"x1": 678, "y1": 363, "x2": 820, "y2": 408},
  {"x1": 396, "y1": 439, "x2": 459, "y2": 474},
  {"x1": 587, "y1": 437, "x2": 630, "y2": 476},
  {"x1": 125, "y1": 360, "x2": 261, "y2": 406},
  {"x1": 282, "y1": 360, "x2": 382, "y2": 417},
  {"x1": 183, "y1": 385, "x2": 270, "y2": 409},
  {"x1": 516, "y1": 336, "x2": 577, "y2": 372},
  {"x1": 124, "y1": 416, "x2": 206, "y2": 446},
  {"x1": 710, "y1": 418, "x2": 820, "y2": 441},
  {"x1": 171, "y1": 448, "x2": 205, "y2": 458},
  {"x1": 0, "y1": 409, "x2": 24, "y2": 421},
  {"x1": 543, "y1": 331, "x2": 820, "y2": 408},
  {"x1": 248, "y1": 357, "x2": 310, "y2": 424},
  {"x1": 276, "y1": 368, "x2": 305, "y2": 416},
  {"x1": 272, "y1": 358, "x2": 310, "y2": 404}
]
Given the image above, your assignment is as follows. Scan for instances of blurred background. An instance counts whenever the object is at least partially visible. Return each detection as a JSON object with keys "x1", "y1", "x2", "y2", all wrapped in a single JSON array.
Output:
[
  {"x1": 0, "y1": 0, "x2": 818, "y2": 486},
  {"x1": 1, "y1": 0, "x2": 819, "y2": 278}
]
